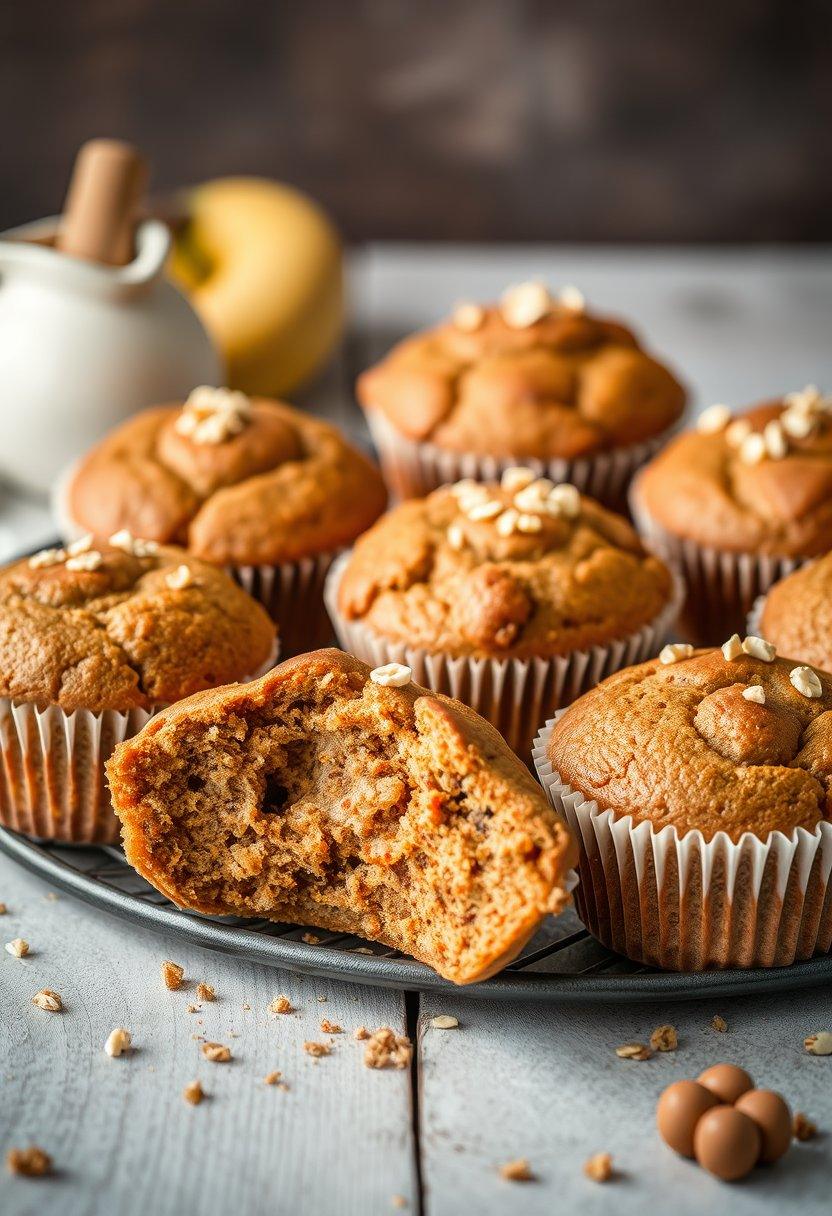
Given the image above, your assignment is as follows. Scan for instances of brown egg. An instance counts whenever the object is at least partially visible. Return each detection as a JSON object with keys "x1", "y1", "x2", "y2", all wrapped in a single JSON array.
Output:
[
  {"x1": 657, "y1": 1080, "x2": 720, "y2": 1157},
  {"x1": 734, "y1": 1089, "x2": 792, "y2": 1164},
  {"x1": 694, "y1": 1105, "x2": 762, "y2": 1181},
  {"x1": 697, "y1": 1063, "x2": 754, "y2": 1105}
]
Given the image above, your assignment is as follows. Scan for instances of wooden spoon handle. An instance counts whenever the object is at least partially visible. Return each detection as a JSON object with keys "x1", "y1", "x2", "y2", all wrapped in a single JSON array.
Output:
[{"x1": 57, "y1": 139, "x2": 147, "y2": 266}]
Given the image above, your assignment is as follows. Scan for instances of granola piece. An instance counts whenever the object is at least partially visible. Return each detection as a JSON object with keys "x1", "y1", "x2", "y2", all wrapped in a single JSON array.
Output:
[
  {"x1": 711, "y1": 1015, "x2": 728, "y2": 1032},
  {"x1": 161, "y1": 960, "x2": 184, "y2": 990},
  {"x1": 183, "y1": 1079, "x2": 204, "y2": 1105},
  {"x1": 650, "y1": 1024, "x2": 678, "y2": 1052},
  {"x1": 195, "y1": 982, "x2": 216, "y2": 1002},
  {"x1": 31, "y1": 989, "x2": 62, "y2": 1012},
  {"x1": 364, "y1": 1027, "x2": 412, "y2": 1070},
  {"x1": 499, "y1": 1158, "x2": 534, "y2": 1182},
  {"x1": 615, "y1": 1043, "x2": 652, "y2": 1061},
  {"x1": 201, "y1": 1042, "x2": 232, "y2": 1063},
  {"x1": 269, "y1": 995, "x2": 293, "y2": 1015},
  {"x1": 6, "y1": 1146, "x2": 51, "y2": 1176},
  {"x1": 303, "y1": 1041, "x2": 331, "y2": 1058}
]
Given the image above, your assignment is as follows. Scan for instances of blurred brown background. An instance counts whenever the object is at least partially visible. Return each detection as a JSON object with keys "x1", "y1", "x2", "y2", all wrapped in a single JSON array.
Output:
[{"x1": 2, "y1": 0, "x2": 830, "y2": 242}]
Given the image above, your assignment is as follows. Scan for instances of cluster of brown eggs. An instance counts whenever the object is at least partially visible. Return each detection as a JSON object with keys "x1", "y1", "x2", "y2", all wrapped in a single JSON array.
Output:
[{"x1": 657, "y1": 1064, "x2": 792, "y2": 1182}]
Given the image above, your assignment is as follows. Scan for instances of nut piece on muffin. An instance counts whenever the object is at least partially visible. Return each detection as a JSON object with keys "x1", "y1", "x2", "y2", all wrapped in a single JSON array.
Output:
[
  {"x1": 757, "y1": 554, "x2": 832, "y2": 673},
  {"x1": 357, "y1": 282, "x2": 686, "y2": 505},
  {"x1": 62, "y1": 387, "x2": 388, "y2": 652},
  {"x1": 539, "y1": 641, "x2": 832, "y2": 970},
  {"x1": 632, "y1": 387, "x2": 832, "y2": 640},
  {"x1": 0, "y1": 537, "x2": 276, "y2": 843},
  {"x1": 107, "y1": 649, "x2": 577, "y2": 985}
]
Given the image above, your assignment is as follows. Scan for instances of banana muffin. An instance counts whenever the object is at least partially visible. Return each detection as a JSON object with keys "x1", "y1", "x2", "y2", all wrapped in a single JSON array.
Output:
[
  {"x1": 62, "y1": 386, "x2": 388, "y2": 653},
  {"x1": 632, "y1": 387, "x2": 832, "y2": 641},
  {"x1": 358, "y1": 281, "x2": 686, "y2": 507},
  {"x1": 756, "y1": 554, "x2": 832, "y2": 672},
  {"x1": 535, "y1": 640, "x2": 832, "y2": 970},
  {"x1": 108, "y1": 649, "x2": 577, "y2": 985},
  {"x1": 0, "y1": 535, "x2": 276, "y2": 843},
  {"x1": 326, "y1": 470, "x2": 681, "y2": 756}
]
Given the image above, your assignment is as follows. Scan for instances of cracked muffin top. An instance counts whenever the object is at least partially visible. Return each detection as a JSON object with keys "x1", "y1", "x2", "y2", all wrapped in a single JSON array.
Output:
[
  {"x1": 548, "y1": 643, "x2": 832, "y2": 841},
  {"x1": 760, "y1": 555, "x2": 832, "y2": 672},
  {"x1": 0, "y1": 535, "x2": 276, "y2": 713},
  {"x1": 336, "y1": 470, "x2": 675, "y2": 660},
  {"x1": 635, "y1": 387, "x2": 832, "y2": 555},
  {"x1": 65, "y1": 387, "x2": 387, "y2": 566},
  {"x1": 356, "y1": 282, "x2": 686, "y2": 458}
]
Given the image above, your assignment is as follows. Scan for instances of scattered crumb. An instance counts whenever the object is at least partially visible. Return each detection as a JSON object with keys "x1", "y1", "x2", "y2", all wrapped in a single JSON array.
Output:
[
  {"x1": 269, "y1": 995, "x2": 293, "y2": 1015},
  {"x1": 264, "y1": 1070, "x2": 282, "y2": 1085},
  {"x1": 499, "y1": 1158, "x2": 534, "y2": 1182},
  {"x1": 615, "y1": 1043, "x2": 652, "y2": 1061},
  {"x1": 793, "y1": 1112, "x2": 817, "y2": 1141},
  {"x1": 105, "y1": 1027, "x2": 132, "y2": 1057},
  {"x1": 186, "y1": 1004, "x2": 198, "y2": 1014},
  {"x1": 430, "y1": 1015, "x2": 459, "y2": 1030},
  {"x1": 161, "y1": 960, "x2": 184, "y2": 990},
  {"x1": 45, "y1": 893, "x2": 58, "y2": 902},
  {"x1": 583, "y1": 1152, "x2": 613, "y2": 1183},
  {"x1": 0, "y1": 903, "x2": 7, "y2": 915},
  {"x1": 353, "y1": 947, "x2": 374, "y2": 954},
  {"x1": 183, "y1": 1079, "x2": 204, "y2": 1105},
  {"x1": 804, "y1": 1031, "x2": 832, "y2": 1056},
  {"x1": 392, "y1": 1196, "x2": 407, "y2": 1209},
  {"x1": 196, "y1": 982, "x2": 215, "y2": 1002},
  {"x1": 302, "y1": 932, "x2": 321, "y2": 945},
  {"x1": 242, "y1": 1003, "x2": 251, "y2": 1011},
  {"x1": 6, "y1": 1145, "x2": 51, "y2": 1176},
  {"x1": 5, "y1": 938, "x2": 29, "y2": 958},
  {"x1": 321, "y1": 1020, "x2": 342, "y2": 1034},
  {"x1": 364, "y1": 1027, "x2": 412, "y2": 1070},
  {"x1": 31, "y1": 989, "x2": 62, "y2": 1012},
  {"x1": 317, "y1": 995, "x2": 328, "y2": 1003},
  {"x1": 303, "y1": 1041, "x2": 331, "y2": 1058},
  {"x1": 354, "y1": 1026, "x2": 370, "y2": 1040},
  {"x1": 229, "y1": 1031, "x2": 240, "y2": 1038},
  {"x1": 711, "y1": 1015, "x2": 728, "y2": 1033},
  {"x1": 650, "y1": 1024, "x2": 678, "y2": 1052},
  {"x1": 201, "y1": 1042, "x2": 232, "y2": 1063}
]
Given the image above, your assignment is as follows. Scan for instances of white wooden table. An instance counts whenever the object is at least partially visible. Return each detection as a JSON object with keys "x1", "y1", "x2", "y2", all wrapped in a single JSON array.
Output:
[{"x1": 2, "y1": 245, "x2": 832, "y2": 1216}]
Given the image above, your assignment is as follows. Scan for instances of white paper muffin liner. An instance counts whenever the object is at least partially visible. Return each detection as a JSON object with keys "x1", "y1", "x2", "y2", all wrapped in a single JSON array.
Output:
[
  {"x1": 532, "y1": 714, "x2": 832, "y2": 970},
  {"x1": 365, "y1": 409, "x2": 676, "y2": 511},
  {"x1": 629, "y1": 475, "x2": 805, "y2": 645},
  {"x1": 325, "y1": 552, "x2": 685, "y2": 759},
  {"x1": 0, "y1": 639, "x2": 279, "y2": 846}
]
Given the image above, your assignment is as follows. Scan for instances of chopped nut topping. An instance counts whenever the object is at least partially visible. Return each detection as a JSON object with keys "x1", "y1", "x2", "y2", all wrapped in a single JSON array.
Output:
[
  {"x1": 501, "y1": 280, "x2": 551, "y2": 328},
  {"x1": 721, "y1": 633, "x2": 744, "y2": 661},
  {"x1": 501, "y1": 467, "x2": 536, "y2": 493},
  {"x1": 559, "y1": 284, "x2": 586, "y2": 313},
  {"x1": 363, "y1": 1026, "x2": 412, "y2": 1070},
  {"x1": 176, "y1": 386, "x2": 253, "y2": 445},
  {"x1": 449, "y1": 478, "x2": 484, "y2": 499},
  {"x1": 105, "y1": 1027, "x2": 132, "y2": 1057},
  {"x1": 499, "y1": 1158, "x2": 534, "y2": 1182},
  {"x1": 742, "y1": 685, "x2": 766, "y2": 704},
  {"x1": 742, "y1": 635, "x2": 776, "y2": 662},
  {"x1": 28, "y1": 547, "x2": 66, "y2": 570},
  {"x1": 784, "y1": 384, "x2": 830, "y2": 414},
  {"x1": 452, "y1": 301, "x2": 485, "y2": 332},
  {"x1": 763, "y1": 418, "x2": 788, "y2": 459},
  {"x1": 781, "y1": 408, "x2": 815, "y2": 439},
  {"x1": 711, "y1": 1015, "x2": 728, "y2": 1032},
  {"x1": 108, "y1": 530, "x2": 159, "y2": 557},
  {"x1": 303, "y1": 1040, "x2": 331, "y2": 1058},
  {"x1": 793, "y1": 1112, "x2": 817, "y2": 1141},
  {"x1": 514, "y1": 479, "x2": 554, "y2": 513},
  {"x1": 354, "y1": 1026, "x2": 370, "y2": 1040},
  {"x1": 548, "y1": 483, "x2": 581, "y2": 518},
  {"x1": 726, "y1": 418, "x2": 752, "y2": 448},
  {"x1": 615, "y1": 1042, "x2": 652, "y2": 1061},
  {"x1": 790, "y1": 665, "x2": 823, "y2": 699},
  {"x1": 515, "y1": 512, "x2": 543, "y2": 534},
  {"x1": 6, "y1": 1145, "x2": 52, "y2": 1176},
  {"x1": 195, "y1": 982, "x2": 215, "y2": 1002},
  {"x1": 739, "y1": 432, "x2": 766, "y2": 465},
  {"x1": 161, "y1": 960, "x2": 184, "y2": 990},
  {"x1": 31, "y1": 989, "x2": 62, "y2": 1012},
  {"x1": 804, "y1": 1031, "x2": 832, "y2": 1055},
  {"x1": 659, "y1": 643, "x2": 694, "y2": 665},
  {"x1": 301, "y1": 932, "x2": 322, "y2": 945},
  {"x1": 65, "y1": 550, "x2": 103, "y2": 572},
  {"x1": 166, "y1": 564, "x2": 194, "y2": 591},
  {"x1": 202, "y1": 1041, "x2": 232, "y2": 1063},
  {"x1": 496, "y1": 509, "x2": 519, "y2": 537},
  {"x1": 183, "y1": 1079, "x2": 204, "y2": 1105},
  {"x1": 5, "y1": 938, "x2": 29, "y2": 958},
  {"x1": 430, "y1": 1015, "x2": 459, "y2": 1030},
  {"x1": 370, "y1": 664, "x2": 412, "y2": 688},
  {"x1": 697, "y1": 403, "x2": 732, "y2": 434},
  {"x1": 446, "y1": 524, "x2": 465, "y2": 551},
  {"x1": 269, "y1": 995, "x2": 293, "y2": 1015},
  {"x1": 321, "y1": 1019, "x2": 342, "y2": 1034},
  {"x1": 67, "y1": 533, "x2": 94, "y2": 557},
  {"x1": 466, "y1": 498, "x2": 503, "y2": 522},
  {"x1": 649, "y1": 1024, "x2": 678, "y2": 1052},
  {"x1": 583, "y1": 1152, "x2": 613, "y2": 1183}
]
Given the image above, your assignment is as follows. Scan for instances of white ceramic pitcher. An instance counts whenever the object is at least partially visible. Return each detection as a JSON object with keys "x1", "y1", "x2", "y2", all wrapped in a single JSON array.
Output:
[{"x1": 0, "y1": 216, "x2": 222, "y2": 494}]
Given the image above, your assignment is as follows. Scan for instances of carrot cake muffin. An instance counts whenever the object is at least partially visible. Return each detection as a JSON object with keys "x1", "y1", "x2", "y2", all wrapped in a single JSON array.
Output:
[
  {"x1": 632, "y1": 387, "x2": 832, "y2": 641},
  {"x1": 62, "y1": 386, "x2": 387, "y2": 653},
  {"x1": 0, "y1": 535, "x2": 276, "y2": 843},
  {"x1": 107, "y1": 649, "x2": 577, "y2": 985},
  {"x1": 756, "y1": 554, "x2": 832, "y2": 672},
  {"x1": 535, "y1": 640, "x2": 832, "y2": 970},
  {"x1": 357, "y1": 281, "x2": 686, "y2": 507},
  {"x1": 327, "y1": 471, "x2": 681, "y2": 755}
]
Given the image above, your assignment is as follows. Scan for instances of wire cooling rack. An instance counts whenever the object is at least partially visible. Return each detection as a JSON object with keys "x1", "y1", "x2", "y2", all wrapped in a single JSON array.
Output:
[{"x1": 3, "y1": 827, "x2": 832, "y2": 1002}]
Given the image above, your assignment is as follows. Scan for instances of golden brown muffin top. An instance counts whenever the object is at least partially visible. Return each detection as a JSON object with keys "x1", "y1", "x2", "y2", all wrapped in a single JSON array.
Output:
[
  {"x1": 760, "y1": 555, "x2": 832, "y2": 672},
  {"x1": 337, "y1": 471, "x2": 674, "y2": 659},
  {"x1": 0, "y1": 536, "x2": 276, "y2": 713},
  {"x1": 549, "y1": 641, "x2": 832, "y2": 841},
  {"x1": 636, "y1": 388, "x2": 832, "y2": 555},
  {"x1": 66, "y1": 388, "x2": 388, "y2": 566},
  {"x1": 357, "y1": 282, "x2": 686, "y2": 458}
]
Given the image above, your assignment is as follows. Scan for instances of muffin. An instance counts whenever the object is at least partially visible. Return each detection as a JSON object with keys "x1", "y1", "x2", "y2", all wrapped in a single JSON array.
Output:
[
  {"x1": 325, "y1": 470, "x2": 682, "y2": 757},
  {"x1": 751, "y1": 554, "x2": 832, "y2": 671},
  {"x1": 632, "y1": 387, "x2": 832, "y2": 643},
  {"x1": 107, "y1": 648, "x2": 577, "y2": 985},
  {"x1": 61, "y1": 386, "x2": 388, "y2": 654},
  {"x1": 533, "y1": 640, "x2": 832, "y2": 970},
  {"x1": 357, "y1": 280, "x2": 686, "y2": 509},
  {"x1": 0, "y1": 536, "x2": 276, "y2": 843}
]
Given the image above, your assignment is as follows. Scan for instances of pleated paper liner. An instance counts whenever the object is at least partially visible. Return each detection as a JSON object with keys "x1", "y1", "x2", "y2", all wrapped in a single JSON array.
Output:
[
  {"x1": 325, "y1": 552, "x2": 684, "y2": 760},
  {"x1": 629, "y1": 475, "x2": 805, "y2": 645},
  {"x1": 0, "y1": 638, "x2": 280, "y2": 846},
  {"x1": 532, "y1": 715, "x2": 832, "y2": 970},
  {"x1": 365, "y1": 408, "x2": 676, "y2": 514}
]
